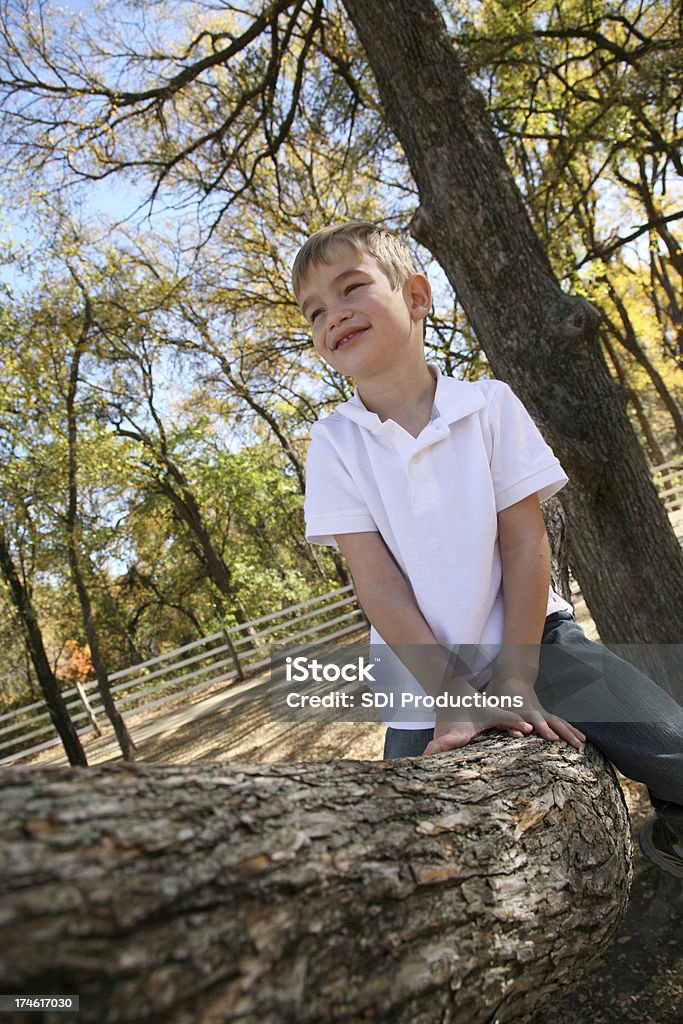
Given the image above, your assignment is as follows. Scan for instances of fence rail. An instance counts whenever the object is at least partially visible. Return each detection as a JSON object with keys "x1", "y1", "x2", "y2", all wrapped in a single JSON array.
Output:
[
  {"x1": 0, "y1": 584, "x2": 366, "y2": 765},
  {"x1": 652, "y1": 454, "x2": 683, "y2": 513}
]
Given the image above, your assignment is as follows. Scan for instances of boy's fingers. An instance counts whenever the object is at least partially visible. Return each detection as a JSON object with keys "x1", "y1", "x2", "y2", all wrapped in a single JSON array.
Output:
[
  {"x1": 491, "y1": 715, "x2": 533, "y2": 733},
  {"x1": 528, "y1": 712, "x2": 585, "y2": 748},
  {"x1": 428, "y1": 709, "x2": 586, "y2": 752},
  {"x1": 525, "y1": 714, "x2": 560, "y2": 740},
  {"x1": 478, "y1": 706, "x2": 533, "y2": 729},
  {"x1": 503, "y1": 697, "x2": 586, "y2": 749},
  {"x1": 490, "y1": 700, "x2": 585, "y2": 747},
  {"x1": 424, "y1": 735, "x2": 470, "y2": 754},
  {"x1": 545, "y1": 714, "x2": 586, "y2": 744}
]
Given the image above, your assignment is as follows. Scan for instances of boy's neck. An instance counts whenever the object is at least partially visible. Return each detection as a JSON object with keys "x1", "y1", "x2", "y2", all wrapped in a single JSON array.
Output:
[{"x1": 356, "y1": 360, "x2": 436, "y2": 438}]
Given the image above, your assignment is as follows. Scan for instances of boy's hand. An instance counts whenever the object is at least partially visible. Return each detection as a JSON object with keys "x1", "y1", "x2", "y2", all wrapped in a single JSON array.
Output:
[
  {"x1": 423, "y1": 705, "x2": 536, "y2": 754},
  {"x1": 489, "y1": 679, "x2": 586, "y2": 748},
  {"x1": 423, "y1": 721, "x2": 481, "y2": 753},
  {"x1": 422, "y1": 685, "x2": 585, "y2": 755}
]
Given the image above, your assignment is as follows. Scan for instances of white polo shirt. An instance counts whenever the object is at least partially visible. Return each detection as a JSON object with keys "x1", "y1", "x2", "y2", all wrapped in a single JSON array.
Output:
[{"x1": 304, "y1": 365, "x2": 572, "y2": 726}]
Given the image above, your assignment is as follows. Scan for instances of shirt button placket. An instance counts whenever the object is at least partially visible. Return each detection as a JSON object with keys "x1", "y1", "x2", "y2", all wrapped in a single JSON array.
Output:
[{"x1": 408, "y1": 449, "x2": 425, "y2": 505}]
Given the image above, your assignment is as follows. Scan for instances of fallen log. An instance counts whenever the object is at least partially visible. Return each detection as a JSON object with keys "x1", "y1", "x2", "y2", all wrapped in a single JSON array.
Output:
[{"x1": 0, "y1": 735, "x2": 631, "y2": 1024}]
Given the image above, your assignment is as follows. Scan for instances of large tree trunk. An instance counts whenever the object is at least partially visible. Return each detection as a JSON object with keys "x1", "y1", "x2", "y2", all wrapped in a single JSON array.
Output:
[
  {"x1": 1, "y1": 739, "x2": 631, "y2": 1023},
  {"x1": 341, "y1": 0, "x2": 683, "y2": 644}
]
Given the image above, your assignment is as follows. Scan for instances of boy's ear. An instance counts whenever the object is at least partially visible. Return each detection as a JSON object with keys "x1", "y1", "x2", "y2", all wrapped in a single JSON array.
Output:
[{"x1": 406, "y1": 273, "x2": 432, "y2": 322}]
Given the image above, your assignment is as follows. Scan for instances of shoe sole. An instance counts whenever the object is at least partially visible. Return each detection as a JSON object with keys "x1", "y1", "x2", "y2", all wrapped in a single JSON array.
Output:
[{"x1": 639, "y1": 821, "x2": 683, "y2": 879}]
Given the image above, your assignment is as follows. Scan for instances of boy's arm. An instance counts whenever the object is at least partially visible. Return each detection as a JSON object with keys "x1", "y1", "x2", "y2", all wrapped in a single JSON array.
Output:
[
  {"x1": 336, "y1": 531, "x2": 438, "y2": 645},
  {"x1": 336, "y1": 531, "x2": 454, "y2": 693},
  {"x1": 489, "y1": 493, "x2": 585, "y2": 748},
  {"x1": 336, "y1": 531, "x2": 534, "y2": 746}
]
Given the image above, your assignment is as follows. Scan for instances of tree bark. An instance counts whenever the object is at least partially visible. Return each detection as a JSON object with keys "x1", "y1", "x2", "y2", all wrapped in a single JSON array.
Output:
[
  {"x1": 341, "y1": 0, "x2": 683, "y2": 644},
  {"x1": 0, "y1": 740, "x2": 631, "y2": 1024},
  {"x1": 0, "y1": 531, "x2": 88, "y2": 766},
  {"x1": 65, "y1": 308, "x2": 136, "y2": 761},
  {"x1": 542, "y1": 497, "x2": 571, "y2": 604}
]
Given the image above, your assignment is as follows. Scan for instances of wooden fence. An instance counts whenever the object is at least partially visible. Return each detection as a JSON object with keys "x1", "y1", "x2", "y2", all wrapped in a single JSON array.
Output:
[
  {"x1": 652, "y1": 454, "x2": 683, "y2": 514},
  {"x1": 0, "y1": 584, "x2": 366, "y2": 765}
]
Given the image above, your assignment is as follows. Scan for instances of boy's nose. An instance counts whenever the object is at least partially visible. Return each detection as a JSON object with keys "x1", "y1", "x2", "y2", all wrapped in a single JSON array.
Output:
[{"x1": 329, "y1": 306, "x2": 351, "y2": 331}]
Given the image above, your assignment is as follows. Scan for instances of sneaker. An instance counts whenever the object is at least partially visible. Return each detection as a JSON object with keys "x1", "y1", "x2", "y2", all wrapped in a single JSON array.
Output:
[{"x1": 639, "y1": 817, "x2": 683, "y2": 879}]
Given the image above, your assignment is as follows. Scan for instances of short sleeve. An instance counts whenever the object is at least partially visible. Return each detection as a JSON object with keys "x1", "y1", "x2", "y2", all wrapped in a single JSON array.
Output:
[
  {"x1": 304, "y1": 429, "x2": 377, "y2": 546},
  {"x1": 485, "y1": 382, "x2": 568, "y2": 512}
]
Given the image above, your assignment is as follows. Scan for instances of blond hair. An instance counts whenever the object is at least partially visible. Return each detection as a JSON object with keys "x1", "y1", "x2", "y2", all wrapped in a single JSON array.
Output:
[{"x1": 291, "y1": 221, "x2": 417, "y2": 298}]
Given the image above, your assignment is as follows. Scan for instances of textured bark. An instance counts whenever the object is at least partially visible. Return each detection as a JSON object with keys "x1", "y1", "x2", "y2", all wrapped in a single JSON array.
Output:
[
  {"x1": 0, "y1": 739, "x2": 631, "y2": 1024},
  {"x1": 341, "y1": 0, "x2": 683, "y2": 644},
  {"x1": 542, "y1": 496, "x2": 571, "y2": 604},
  {"x1": 0, "y1": 531, "x2": 88, "y2": 766},
  {"x1": 65, "y1": 307, "x2": 136, "y2": 761}
]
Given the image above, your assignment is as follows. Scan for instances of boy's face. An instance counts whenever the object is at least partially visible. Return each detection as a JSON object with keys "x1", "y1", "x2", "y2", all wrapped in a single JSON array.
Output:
[{"x1": 297, "y1": 243, "x2": 430, "y2": 381}]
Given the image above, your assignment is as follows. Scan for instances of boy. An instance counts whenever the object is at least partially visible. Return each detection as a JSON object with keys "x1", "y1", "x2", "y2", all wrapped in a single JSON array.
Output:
[{"x1": 293, "y1": 221, "x2": 683, "y2": 878}]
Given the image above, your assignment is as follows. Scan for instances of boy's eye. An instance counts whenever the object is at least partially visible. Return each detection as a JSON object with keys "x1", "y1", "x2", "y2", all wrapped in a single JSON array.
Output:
[
  {"x1": 310, "y1": 308, "x2": 323, "y2": 323},
  {"x1": 344, "y1": 282, "x2": 363, "y2": 295}
]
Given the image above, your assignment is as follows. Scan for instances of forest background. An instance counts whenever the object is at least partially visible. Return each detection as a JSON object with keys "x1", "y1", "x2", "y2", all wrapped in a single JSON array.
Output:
[{"x1": 0, "y1": 0, "x2": 681, "y2": 729}]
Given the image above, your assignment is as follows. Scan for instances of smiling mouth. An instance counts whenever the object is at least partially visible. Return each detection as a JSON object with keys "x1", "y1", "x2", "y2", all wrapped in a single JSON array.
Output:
[{"x1": 334, "y1": 328, "x2": 367, "y2": 350}]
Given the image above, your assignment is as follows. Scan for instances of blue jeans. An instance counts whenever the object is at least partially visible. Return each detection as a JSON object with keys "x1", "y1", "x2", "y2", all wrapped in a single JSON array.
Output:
[{"x1": 383, "y1": 614, "x2": 683, "y2": 835}]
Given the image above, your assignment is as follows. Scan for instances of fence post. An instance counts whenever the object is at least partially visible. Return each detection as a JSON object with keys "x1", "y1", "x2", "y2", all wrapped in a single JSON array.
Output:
[
  {"x1": 222, "y1": 629, "x2": 244, "y2": 683},
  {"x1": 75, "y1": 681, "x2": 102, "y2": 736}
]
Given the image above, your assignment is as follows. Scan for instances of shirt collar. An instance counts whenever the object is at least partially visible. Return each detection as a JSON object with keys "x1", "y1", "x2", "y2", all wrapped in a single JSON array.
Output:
[{"x1": 334, "y1": 363, "x2": 486, "y2": 433}]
